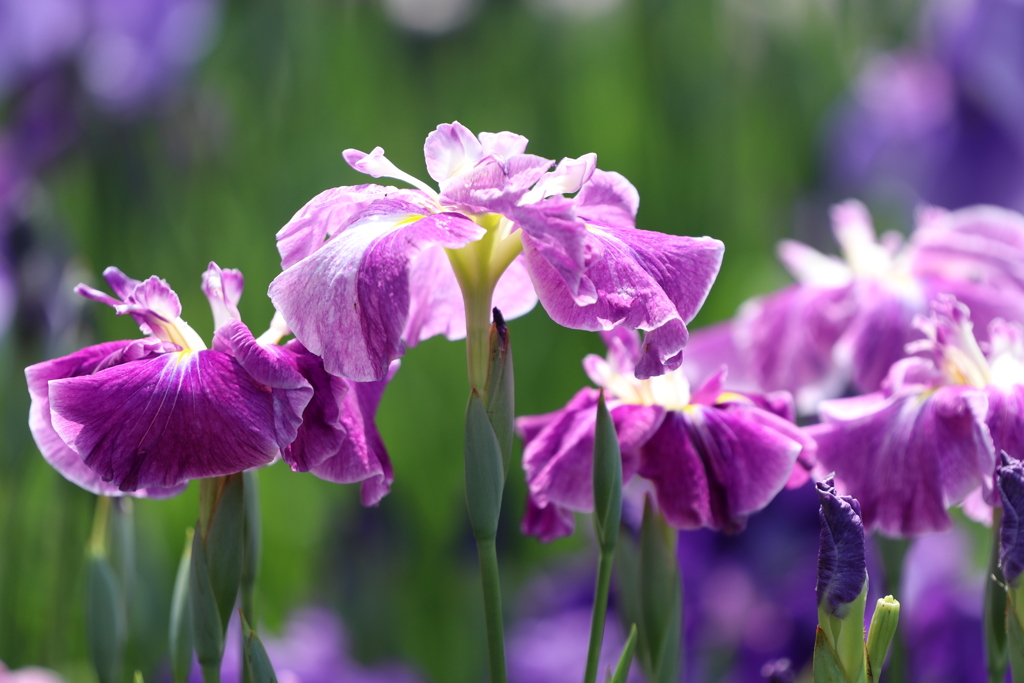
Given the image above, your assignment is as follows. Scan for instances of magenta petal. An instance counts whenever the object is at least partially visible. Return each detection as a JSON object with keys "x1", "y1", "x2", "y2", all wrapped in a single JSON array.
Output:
[
  {"x1": 25, "y1": 341, "x2": 186, "y2": 498},
  {"x1": 837, "y1": 282, "x2": 924, "y2": 393},
  {"x1": 213, "y1": 320, "x2": 313, "y2": 452},
  {"x1": 478, "y1": 131, "x2": 529, "y2": 158},
  {"x1": 522, "y1": 388, "x2": 664, "y2": 512},
  {"x1": 638, "y1": 404, "x2": 804, "y2": 532},
  {"x1": 269, "y1": 211, "x2": 485, "y2": 381},
  {"x1": 529, "y1": 222, "x2": 724, "y2": 379},
  {"x1": 521, "y1": 497, "x2": 575, "y2": 543},
  {"x1": 308, "y1": 362, "x2": 396, "y2": 506},
  {"x1": 439, "y1": 154, "x2": 553, "y2": 213},
  {"x1": 49, "y1": 350, "x2": 283, "y2": 491},
  {"x1": 573, "y1": 169, "x2": 640, "y2": 231},
  {"x1": 986, "y1": 384, "x2": 1024, "y2": 462},
  {"x1": 812, "y1": 385, "x2": 995, "y2": 536},
  {"x1": 202, "y1": 262, "x2": 245, "y2": 331}
]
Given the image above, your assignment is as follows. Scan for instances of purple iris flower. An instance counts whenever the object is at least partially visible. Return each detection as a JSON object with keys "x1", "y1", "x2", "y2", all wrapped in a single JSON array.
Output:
[
  {"x1": 0, "y1": 661, "x2": 68, "y2": 683},
  {"x1": 830, "y1": 0, "x2": 1024, "y2": 212},
  {"x1": 815, "y1": 477, "x2": 867, "y2": 618},
  {"x1": 268, "y1": 121, "x2": 724, "y2": 382},
  {"x1": 807, "y1": 296, "x2": 1021, "y2": 536},
  {"x1": 518, "y1": 327, "x2": 814, "y2": 542},
  {"x1": 686, "y1": 200, "x2": 1024, "y2": 412},
  {"x1": 26, "y1": 262, "x2": 395, "y2": 502}
]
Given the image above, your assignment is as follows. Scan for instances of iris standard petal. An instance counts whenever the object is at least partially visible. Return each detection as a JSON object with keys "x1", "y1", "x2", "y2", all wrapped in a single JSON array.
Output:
[
  {"x1": 269, "y1": 210, "x2": 485, "y2": 381},
  {"x1": 49, "y1": 349, "x2": 285, "y2": 491},
  {"x1": 521, "y1": 387, "x2": 664, "y2": 512},
  {"x1": 308, "y1": 361, "x2": 396, "y2": 506},
  {"x1": 811, "y1": 382, "x2": 994, "y2": 536},
  {"x1": 527, "y1": 220, "x2": 724, "y2": 379},
  {"x1": 202, "y1": 262, "x2": 244, "y2": 331},
  {"x1": 637, "y1": 403, "x2": 804, "y2": 532},
  {"x1": 423, "y1": 121, "x2": 484, "y2": 182},
  {"x1": 25, "y1": 340, "x2": 186, "y2": 498},
  {"x1": 439, "y1": 153, "x2": 553, "y2": 214}
]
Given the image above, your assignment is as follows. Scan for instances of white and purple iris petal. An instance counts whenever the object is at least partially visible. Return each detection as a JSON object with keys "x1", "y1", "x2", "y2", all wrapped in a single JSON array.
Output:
[
  {"x1": 809, "y1": 358, "x2": 995, "y2": 537},
  {"x1": 518, "y1": 328, "x2": 812, "y2": 542},
  {"x1": 270, "y1": 122, "x2": 724, "y2": 384},
  {"x1": 27, "y1": 264, "x2": 315, "y2": 493}
]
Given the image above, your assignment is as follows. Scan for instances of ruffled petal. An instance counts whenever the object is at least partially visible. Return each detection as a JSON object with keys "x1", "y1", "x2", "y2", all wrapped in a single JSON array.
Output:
[
  {"x1": 478, "y1": 131, "x2": 529, "y2": 159},
  {"x1": 528, "y1": 220, "x2": 724, "y2": 379},
  {"x1": 49, "y1": 349, "x2": 285, "y2": 491},
  {"x1": 521, "y1": 387, "x2": 664, "y2": 513},
  {"x1": 517, "y1": 196, "x2": 591, "y2": 304},
  {"x1": 986, "y1": 384, "x2": 1024, "y2": 461},
  {"x1": 573, "y1": 169, "x2": 639, "y2": 231},
  {"x1": 520, "y1": 497, "x2": 575, "y2": 543},
  {"x1": 439, "y1": 154, "x2": 553, "y2": 214},
  {"x1": 308, "y1": 360, "x2": 396, "y2": 506},
  {"x1": 811, "y1": 384, "x2": 995, "y2": 536},
  {"x1": 276, "y1": 184, "x2": 397, "y2": 270},
  {"x1": 269, "y1": 211, "x2": 485, "y2": 381},
  {"x1": 637, "y1": 403, "x2": 804, "y2": 532},
  {"x1": 423, "y1": 121, "x2": 484, "y2": 183},
  {"x1": 25, "y1": 340, "x2": 186, "y2": 498},
  {"x1": 213, "y1": 319, "x2": 313, "y2": 452}
]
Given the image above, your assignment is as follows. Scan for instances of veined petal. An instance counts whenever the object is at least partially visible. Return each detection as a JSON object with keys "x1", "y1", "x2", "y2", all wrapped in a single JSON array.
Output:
[
  {"x1": 269, "y1": 211, "x2": 485, "y2": 381},
  {"x1": 439, "y1": 154, "x2": 553, "y2": 213},
  {"x1": 986, "y1": 384, "x2": 1024, "y2": 461},
  {"x1": 25, "y1": 340, "x2": 186, "y2": 498},
  {"x1": 529, "y1": 154, "x2": 597, "y2": 201},
  {"x1": 521, "y1": 387, "x2": 664, "y2": 513},
  {"x1": 308, "y1": 360, "x2": 396, "y2": 506},
  {"x1": 528, "y1": 221, "x2": 724, "y2": 379},
  {"x1": 637, "y1": 403, "x2": 804, "y2": 532},
  {"x1": 517, "y1": 196, "x2": 591, "y2": 304},
  {"x1": 49, "y1": 349, "x2": 284, "y2": 491},
  {"x1": 213, "y1": 319, "x2": 313, "y2": 452},
  {"x1": 573, "y1": 169, "x2": 638, "y2": 231},
  {"x1": 424, "y1": 121, "x2": 484, "y2": 183},
  {"x1": 478, "y1": 130, "x2": 529, "y2": 158},
  {"x1": 811, "y1": 384, "x2": 995, "y2": 536},
  {"x1": 202, "y1": 262, "x2": 244, "y2": 331},
  {"x1": 276, "y1": 184, "x2": 399, "y2": 269},
  {"x1": 402, "y1": 248, "x2": 538, "y2": 346}
]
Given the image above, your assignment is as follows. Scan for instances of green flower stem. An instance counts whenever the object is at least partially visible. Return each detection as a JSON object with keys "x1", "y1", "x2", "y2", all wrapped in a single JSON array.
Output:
[
  {"x1": 584, "y1": 548, "x2": 615, "y2": 683},
  {"x1": 476, "y1": 536, "x2": 507, "y2": 683},
  {"x1": 986, "y1": 506, "x2": 1010, "y2": 683},
  {"x1": 88, "y1": 496, "x2": 112, "y2": 557}
]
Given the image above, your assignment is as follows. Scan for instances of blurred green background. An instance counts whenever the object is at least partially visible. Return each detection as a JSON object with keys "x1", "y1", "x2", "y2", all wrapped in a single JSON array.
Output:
[{"x1": 0, "y1": 0, "x2": 922, "y2": 680}]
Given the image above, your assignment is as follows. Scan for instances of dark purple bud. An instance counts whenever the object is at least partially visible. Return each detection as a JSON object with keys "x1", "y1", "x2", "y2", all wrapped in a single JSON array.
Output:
[
  {"x1": 815, "y1": 476, "x2": 867, "y2": 616},
  {"x1": 998, "y1": 452, "x2": 1024, "y2": 585}
]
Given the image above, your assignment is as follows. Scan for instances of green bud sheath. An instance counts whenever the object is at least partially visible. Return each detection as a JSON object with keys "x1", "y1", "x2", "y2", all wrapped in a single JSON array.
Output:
[
  {"x1": 866, "y1": 595, "x2": 900, "y2": 682},
  {"x1": 85, "y1": 554, "x2": 127, "y2": 683},
  {"x1": 190, "y1": 523, "x2": 224, "y2": 671},
  {"x1": 1008, "y1": 588, "x2": 1024, "y2": 683},
  {"x1": 814, "y1": 626, "x2": 850, "y2": 683},
  {"x1": 592, "y1": 391, "x2": 622, "y2": 554},
  {"x1": 483, "y1": 308, "x2": 514, "y2": 474},
  {"x1": 464, "y1": 392, "x2": 505, "y2": 541},
  {"x1": 608, "y1": 624, "x2": 638, "y2": 683},
  {"x1": 240, "y1": 611, "x2": 279, "y2": 683},
  {"x1": 170, "y1": 529, "x2": 195, "y2": 683},
  {"x1": 638, "y1": 500, "x2": 683, "y2": 683},
  {"x1": 987, "y1": 507, "x2": 1010, "y2": 683}
]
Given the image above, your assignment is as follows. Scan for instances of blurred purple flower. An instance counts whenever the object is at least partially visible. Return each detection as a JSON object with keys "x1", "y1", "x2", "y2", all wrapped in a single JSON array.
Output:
[
  {"x1": 830, "y1": 0, "x2": 1024, "y2": 212},
  {"x1": 900, "y1": 526, "x2": 987, "y2": 683},
  {"x1": 806, "y1": 296, "x2": 1024, "y2": 535},
  {"x1": 0, "y1": 662, "x2": 67, "y2": 683},
  {"x1": 186, "y1": 607, "x2": 423, "y2": 683},
  {"x1": 269, "y1": 121, "x2": 724, "y2": 382},
  {"x1": 686, "y1": 200, "x2": 1024, "y2": 412},
  {"x1": 519, "y1": 327, "x2": 813, "y2": 542},
  {"x1": 26, "y1": 262, "x2": 396, "y2": 500}
]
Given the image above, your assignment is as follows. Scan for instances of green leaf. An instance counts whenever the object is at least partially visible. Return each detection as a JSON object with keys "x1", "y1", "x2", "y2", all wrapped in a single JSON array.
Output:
[
  {"x1": 814, "y1": 626, "x2": 850, "y2": 683},
  {"x1": 240, "y1": 611, "x2": 279, "y2": 683},
  {"x1": 638, "y1": 500, "x2": 682, "y2": 683},
  {"x1": 483, "y1": 308, "x2": 515, "y2": 474},
  {"x1": 592, "y1": 391, "x2": 622, "y2": 553},
  {"x1": 987, "y1": 508, "x2": 1010, "y2": 683},
  {"x1": 85, "y1": 555, "x2": 127, "y2": 683},
  {"x1": 607, "y1": 624, "x2": 638, "y2": 683},
  {"x1": 1008, "y1": 594, "x2": 1024, "y2": 683},
  {"x1": 242, "y1": 470, "x2": 262, "y2": 591},
  {"x1": 203, "y1": 474, "x2": 245, "y2": 630},
  {"x1": 170, "y1": 529, "x2": 195, "y2": 683},
  {"x1": 464, "y1": 392, "x2": 505, "y2": 541}
]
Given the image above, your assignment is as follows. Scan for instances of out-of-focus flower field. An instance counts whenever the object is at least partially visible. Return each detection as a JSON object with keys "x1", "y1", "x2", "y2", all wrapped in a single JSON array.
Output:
[{"x1": 1, "y1": 0, "x2": 1013, "y2": 681}]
